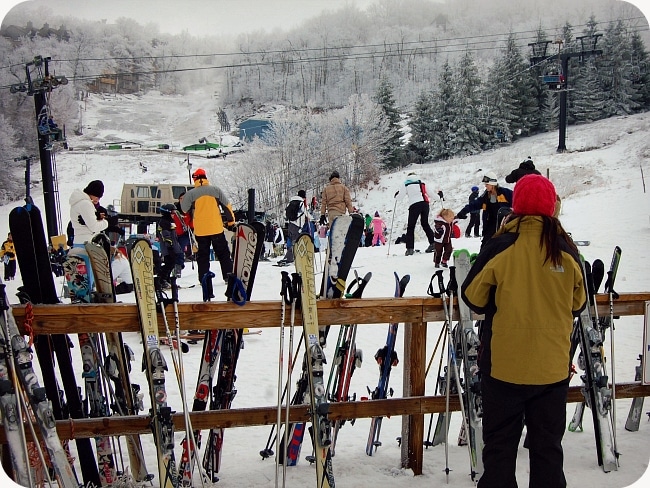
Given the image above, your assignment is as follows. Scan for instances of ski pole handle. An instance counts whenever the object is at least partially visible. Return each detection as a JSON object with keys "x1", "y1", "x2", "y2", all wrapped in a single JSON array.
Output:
[
  {"x1": 280, "y1": 271, "x2": 293, "y2": 304},
  {"x1": 447, "y1": 266, "x2": 458, "y2": 295},
  {"x1": 435, "y1": 270, "x2": 446, "y2": 297}
]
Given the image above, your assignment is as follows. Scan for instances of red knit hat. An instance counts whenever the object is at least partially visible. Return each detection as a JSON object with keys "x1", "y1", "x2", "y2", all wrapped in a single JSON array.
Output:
[
  {"x1": 192, "y1": 168, "x2": 207, "y2": 180},
  {"x1": 512, "y1": 174, "x2": 556, "y2": 217}
]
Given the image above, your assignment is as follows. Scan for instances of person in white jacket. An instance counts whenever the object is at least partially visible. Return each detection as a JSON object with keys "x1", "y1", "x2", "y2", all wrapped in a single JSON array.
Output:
[
  {"x1": 68, "y1": 180, "x2": 115, "y2": 295},
  {"x1": 69, "y1": 180, "x2": 111, "y2": 245},
  {"x1": 400, "y1": 172, "x2": 436, "y2": 255}
]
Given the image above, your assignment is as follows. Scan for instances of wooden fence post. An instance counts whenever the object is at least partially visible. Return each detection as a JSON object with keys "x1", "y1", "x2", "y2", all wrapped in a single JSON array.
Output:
[{"x1": 401, "y1": 320, "x2": 426, "y2": 474}]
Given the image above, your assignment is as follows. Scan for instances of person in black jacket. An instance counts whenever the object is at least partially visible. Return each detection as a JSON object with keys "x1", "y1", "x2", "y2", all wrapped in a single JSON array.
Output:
[
  {"x1": 465, "y1": 186, "x2": 481, "y2": 238},
  {"x1": 456, "y1": 171, "x2": 512, "y2": 248}
]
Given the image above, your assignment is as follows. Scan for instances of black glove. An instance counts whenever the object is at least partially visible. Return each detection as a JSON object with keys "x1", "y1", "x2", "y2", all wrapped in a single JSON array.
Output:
[
  {"x1": 226, "y1": 222, "x2": 237, "y2": 232},
  {"x1": 456, "y1": 211, "x2": 467, "y2": 220},
  {"x1": 95, "y1": 205, "x2": 108, "y2": 220},
  {"x1": 6, "y1": 252, "x2": 14, "y2": 258},
  {"x1": 319, "y1": 215, "x2": 327, "y2": 225},
  {"x1": 107, "y1": 215, "x2": 119, "y2": 227},
  {"x1": 437, "y1": 190, "x2": 444, "y2": 200}
]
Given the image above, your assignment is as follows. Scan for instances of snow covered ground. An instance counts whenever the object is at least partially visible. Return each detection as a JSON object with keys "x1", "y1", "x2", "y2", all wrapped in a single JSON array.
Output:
[{"x1": 0, "y1": 90, "x2": 649, "y2": 487}]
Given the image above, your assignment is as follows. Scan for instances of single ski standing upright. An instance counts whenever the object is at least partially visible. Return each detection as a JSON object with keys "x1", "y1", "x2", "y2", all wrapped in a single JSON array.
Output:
[
  {"x1": 130, "y1": 238, "x2": 179, "y2": 487},
  {"x1": 366, "y1": 272, "x2": 410, "y2": 456},
  {"x1": 575, "y1": 256, "x2": 618, "y2": 472},
  {"x1": 294, "y1": 234, "x2": 335, "y2": 488},
  {"x1": 320, "y1": 214, "x2": 365, "y2": 301},
  {"x1": 453, "y1": 249, "x2": 483, "y2": 481}
]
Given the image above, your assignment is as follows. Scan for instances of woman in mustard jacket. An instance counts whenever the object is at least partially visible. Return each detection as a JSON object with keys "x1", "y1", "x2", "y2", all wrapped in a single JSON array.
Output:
[{"x1": 461, "y1": 174, "x2": 586, "y2": 488}]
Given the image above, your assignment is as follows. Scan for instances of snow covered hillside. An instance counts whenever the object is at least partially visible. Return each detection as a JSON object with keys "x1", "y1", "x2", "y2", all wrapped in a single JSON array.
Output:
[{"x1": 0, "y1": 90, "x2": 649, "y2": 488}]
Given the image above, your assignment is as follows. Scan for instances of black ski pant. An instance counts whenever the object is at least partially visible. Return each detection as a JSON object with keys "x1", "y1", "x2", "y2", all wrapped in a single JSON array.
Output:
[
  {"x1": 283, "y1": 222, "x2": 301, "y2": 263},
  {"x1": 466, "y1": 212, "x2": 481, "y2": 237},
  {"x1": 196, "y1": 233, "x2": 233, "y2": 291},
  {"x1": 478, "y1": 374, "x2": 569, "y2": 488},
  {"x1": 405, "y1": 201, "x2": 435, "y2": 249},
  {"x1": 4, "y1": 260, "x2": 16, "y2": 280}
]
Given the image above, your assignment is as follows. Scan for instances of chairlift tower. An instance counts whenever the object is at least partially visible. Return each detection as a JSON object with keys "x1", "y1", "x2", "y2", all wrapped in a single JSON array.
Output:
[
  {"x1": 10, "y1": 55, "x2": 68, "y2": 237},
  {"x1": 529, "y1": 35, "x2": 602, "y2": 152}
]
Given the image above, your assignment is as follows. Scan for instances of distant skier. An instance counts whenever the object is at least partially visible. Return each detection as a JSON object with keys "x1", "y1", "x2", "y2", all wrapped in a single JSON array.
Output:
[
  {"x1": 465, "y1": 186, "x2": 481, "y2": 238},
  {"x1": 0, "y1": 233, "x2": 16, "y2": 280},
  {"x1": 319, "y1": 170, "x2": 354, "y2": 225},
  {"x1": 399, "y1": 172, "x2": 436, "y2": 255},
  {"x1": 456, "y1": 171, "x2": 512, "y2": 248},
  {"x1": 370, "y1": 211, "x2": 387, "y2": 246}
]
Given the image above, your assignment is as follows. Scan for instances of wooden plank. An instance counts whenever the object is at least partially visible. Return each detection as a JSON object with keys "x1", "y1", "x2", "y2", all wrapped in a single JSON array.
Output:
[
  {"x1": 4, "y1": 383, "x2": 648, "y2": 444},
  {"x1": 9, "y1": 293, "x2": 650, "y2": 335}
]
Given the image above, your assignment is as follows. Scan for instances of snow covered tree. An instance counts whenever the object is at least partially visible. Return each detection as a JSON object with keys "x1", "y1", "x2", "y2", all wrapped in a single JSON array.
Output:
[
  {"x1": 448, "y1": 50, "x2": 485, "y2": 156},
  {"x1": 373, "y1": 77, "x2": 404, "y2": 169},
  {"x1": 429, "y1": 60, "x2": 456, "y2": 160},
  {"x1": 599, "y1": 19, "x2": 641, "y2": 116},
  {"x1": 630, "y1": 30, "x2": 650, "y2": 110},
  {"x1": 405, "y1": 90, "x2": 436, "y2": 164}
]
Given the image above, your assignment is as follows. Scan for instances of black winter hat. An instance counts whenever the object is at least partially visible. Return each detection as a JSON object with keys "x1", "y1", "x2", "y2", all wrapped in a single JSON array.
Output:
[
  {"x1": 329, "y1": 171, "x2": 340, "y2": 181},
  {"x1": 298, "y1": 189, "x2": 306, "y2": 198},
  {"x1": 505, "y1": 158, "x2": 541, "y2": 184},
  {"x1": 83, "y1": 180, "x2": 104, "y2": 198}
]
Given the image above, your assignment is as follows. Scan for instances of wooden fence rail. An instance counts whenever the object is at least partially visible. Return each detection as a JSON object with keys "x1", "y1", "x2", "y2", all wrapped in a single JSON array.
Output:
[{"x1": 4, "y1": 292, "x2": 650, "y2": 475}]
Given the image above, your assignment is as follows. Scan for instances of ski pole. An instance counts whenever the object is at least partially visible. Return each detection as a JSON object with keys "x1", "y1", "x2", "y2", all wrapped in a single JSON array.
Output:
[
  {"x1": 283, "y1": 273, "x2": 299, "y2": 486},
  {"x1": 260, "y1": 334, "x2": 304, "y2": 459},
  {"x1": 386, "y1": 190, "x2": 399, "y2": 256},
  {"x1": 438, "y1": 268, "x2": 472, "y2": 482},
  {"x1": 275, "y1": 271, "x2": 292, "y2": 487},
  {"x1": 607, "y1": 266, "x2": 619, "y2": 461}
]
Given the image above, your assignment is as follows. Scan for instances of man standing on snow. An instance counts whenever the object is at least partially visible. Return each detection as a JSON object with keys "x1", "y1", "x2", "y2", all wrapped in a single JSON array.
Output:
[
  {"x1": 279, "y1": 189, "x2": 309, "y2": 266},
  {"x1": 400, "y1": 172, "x2": 436, "y2": 256},
  {"x1": 181, "y1": 168, "x2": 235, "y2": 298},
  {"x1": 319, "y1": 170, "x2": 353, "y2": 225}
]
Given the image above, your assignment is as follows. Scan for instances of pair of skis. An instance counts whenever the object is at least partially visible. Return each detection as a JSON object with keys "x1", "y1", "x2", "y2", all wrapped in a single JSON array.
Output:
[
  {"x1": 569, "y1": 247, "x2": 622, "y2": 472},
  {"x1": 326, "y1": 271, "x2": 372, "y2": 455},
  {"x1": 421, "y1": 250, "x2": 483, "y2": 480},
  {"x1": 365, "y1": 272, "x2": 410, "y2": 456},
  {"x1": 177, "y1": 221, "x2": 265, "y2": 484}
]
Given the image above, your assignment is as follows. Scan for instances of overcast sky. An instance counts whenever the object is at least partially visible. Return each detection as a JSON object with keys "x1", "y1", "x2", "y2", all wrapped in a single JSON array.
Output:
[{"x1": 1, "y1": 0, "x2": 382, "y2": 37}]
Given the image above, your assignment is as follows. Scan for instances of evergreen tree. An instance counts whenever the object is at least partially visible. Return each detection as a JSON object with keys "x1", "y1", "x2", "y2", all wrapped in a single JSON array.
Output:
[
  {"x1": 630, "y1": 30, "x2": 650, "y2": 110},
  {"x1": 374, "y1": 78, "x2": 404, "y2": 169},
  {"x1": 448, "y1": 50, "x2": 484, "y2": 156},
  {"x1": 430, "y1": 60, "x2": 456, "y2": 160},
  {"x1": 599, "y1": 19, "x2": 640, "y2": 116},
  {"x1": 406, "y1": 90, "x2": 436, "y2": 164}
]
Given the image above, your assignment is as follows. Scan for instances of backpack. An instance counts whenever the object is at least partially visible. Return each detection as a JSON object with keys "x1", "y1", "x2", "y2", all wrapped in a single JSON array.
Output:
[{"x1": 284, "y1": 200, "x2": 302, "y2": 221}]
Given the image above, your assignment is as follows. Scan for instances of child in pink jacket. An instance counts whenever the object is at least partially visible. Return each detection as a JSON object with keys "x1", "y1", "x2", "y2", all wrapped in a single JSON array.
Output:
[{"x1": 371, "y1": 211, "x2": 387, "y2": 246}]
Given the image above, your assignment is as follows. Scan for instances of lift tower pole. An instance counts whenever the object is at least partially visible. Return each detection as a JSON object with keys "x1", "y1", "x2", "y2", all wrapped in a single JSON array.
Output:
[
  {"x1": 10, "y1": 55, "x2": 68, "y2": 238},
  {"x1": 529, "y1": 35, "x2": 602, "y2": 152}
]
